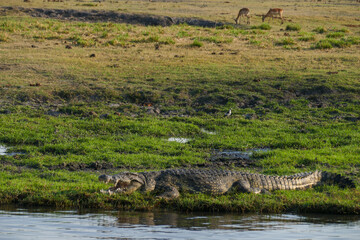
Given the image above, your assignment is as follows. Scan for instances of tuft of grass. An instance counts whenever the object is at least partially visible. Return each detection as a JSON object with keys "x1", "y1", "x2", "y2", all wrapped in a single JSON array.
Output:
[
  {"x1": 251, "y1": 23, "x2": 271, "y2": 30},
  {"x1": 326, "y1": 32, "x2": 345, "y2": 38},
  {"x1": 298, "y1": 35, "x2": 315, "y2": 42},
  {"x1": 0, "y1": 32, "x2": 10, "y2": 42},
  {"x1": 177, "y1": 30, "x2": 190, "y2": 38},
  {"x1": 276, "y1": 37, "x2": 296, "y2": 46},
  {"x1": 249, "y1": 39, "x2": 262, "y2": 46},
  {"x1": 197, "y1": 36, "x2": 233, "y2": 44},
  {"x1": 336, "y1": 28, "x2": 350, "y2": 33},
  {"x1": 216, "y1": 25, "x2": 234, "y2": 30},
  {"x1": 345, "y1": 36, "x2": 360, "y2": 45},
  {"x1": 313, "y1": 26, "x2": 327, "y2": 34},
  {"x1": 313, "y1": 38, "x2": 353, "y2": 49},
  {"x1": 191, "y1": 39, "x2": 203, "y2": 47},
  {"x1": 70, "y1": 35, "x2": 96, "y2": 47},
  {"x1": 286, "y1": 24, "x2": 301, "y2": 31},
  {"x1": 131, "y1": 35, "x2": 160, "y2": 43},
  {"x1": 80, "y1": 3, "x2": 98, "y2": 7},
  {"x1": 159, "y1": 37, "x2": 175, "y2": 45}
]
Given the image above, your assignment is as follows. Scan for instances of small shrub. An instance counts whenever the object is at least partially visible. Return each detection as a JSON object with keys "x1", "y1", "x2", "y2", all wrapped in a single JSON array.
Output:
[
  {"x1": 326, "y1": 32, "x2": 345, "y2": 38},
  {"x1": 191, "y1": 39, "x2": 203, "y2": 47},
  {"x1": 251, "y1": 23, "x2": 271, "y2": 30},
  {"x1": 276, "y1": 37, "x2": 296, "y2": 46},
  {"x1": 313, "y1": 26, "x2": 327, "y2": 34},
  {"x1": 286, "y1": 24, "x2": 301, "y2": 31}
]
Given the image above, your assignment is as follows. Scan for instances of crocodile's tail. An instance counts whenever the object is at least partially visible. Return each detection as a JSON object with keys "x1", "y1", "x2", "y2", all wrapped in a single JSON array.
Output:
[
  {"x1": 315, "y1": 171, "x2": 355, "y2": 188},
  {"x1": 261, "y1": 171, "x2": 355, "y2": 191}
]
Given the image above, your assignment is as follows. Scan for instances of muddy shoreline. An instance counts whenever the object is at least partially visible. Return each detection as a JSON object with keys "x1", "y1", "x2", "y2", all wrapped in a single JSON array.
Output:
[{"x1": 1, "y1": 6, "x2": 227, "y2": 27}]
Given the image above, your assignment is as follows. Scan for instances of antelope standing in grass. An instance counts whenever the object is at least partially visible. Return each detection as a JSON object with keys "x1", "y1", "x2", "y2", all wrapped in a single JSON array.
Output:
[
  {"x1": 234, "y1": 8, "x2": 251, "y2": 25},
  {"x1": 262, "y1": 8, "x2": 284, "y2": 24}
]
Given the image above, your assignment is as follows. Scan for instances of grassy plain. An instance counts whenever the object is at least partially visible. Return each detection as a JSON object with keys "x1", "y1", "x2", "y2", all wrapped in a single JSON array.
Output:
[{"x1": 0, "y1": 0, "x2": 360, "y2": 214}]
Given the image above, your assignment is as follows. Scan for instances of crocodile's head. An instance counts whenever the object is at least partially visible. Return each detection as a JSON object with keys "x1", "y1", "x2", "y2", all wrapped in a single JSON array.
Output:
[{"x1": 99, "y1": 172, "x2": 145, "y2": 194}]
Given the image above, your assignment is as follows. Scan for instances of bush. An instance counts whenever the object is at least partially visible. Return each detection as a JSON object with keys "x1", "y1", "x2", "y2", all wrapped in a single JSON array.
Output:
[
  {"x1": 251, "y1": 23, "x2": 271, "y2": 30},
  {"x1": 286, "y1": 24, "x2": 301, "y2": 31}
]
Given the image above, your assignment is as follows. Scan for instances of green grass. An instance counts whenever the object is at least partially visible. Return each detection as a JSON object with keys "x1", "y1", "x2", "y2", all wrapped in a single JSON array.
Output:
[
  {"x1": 191, "y1": 39, "x2": 203, "y2": 47},
  {"x1": 251, "y1": 23, "x2": 271, "y2": 30},
  {"x1": 0, "y1": 111, "x2": 359, "y2": 213},
  {"x1": 276, "y1": 37, "x2": 296, "y2": 46},
  {"x1": 286, "y1": 24, "x2": 301, "y2": 31},
  {"x1": 313, "y1": 38, "x2": 357, "y2": 49},
  {"x1": 326, "y1": 32, "x2": 345, "y2": 39},
  {"x1": 313, "y1": 27, "x2": 327, "y2": 34}
]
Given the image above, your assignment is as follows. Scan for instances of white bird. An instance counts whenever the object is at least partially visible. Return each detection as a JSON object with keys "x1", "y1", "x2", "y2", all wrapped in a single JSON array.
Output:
[{"x1": 224, "y1": 109, "x2": 232, "y2": 117}]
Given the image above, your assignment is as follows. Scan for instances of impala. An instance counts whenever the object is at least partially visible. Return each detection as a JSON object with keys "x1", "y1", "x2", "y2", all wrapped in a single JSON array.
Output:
[
  {"x1": 234, "y1": 8, "x2": 250, "y2": 25},
  {"x1": 262, "y1": 8, "x2": 284, "y2": 24}
]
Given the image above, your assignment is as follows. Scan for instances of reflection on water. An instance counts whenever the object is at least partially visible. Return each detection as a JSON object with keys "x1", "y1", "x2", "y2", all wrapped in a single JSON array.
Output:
[{"x1": 0, "y1": 206, "x2": 359, "y2": 240}]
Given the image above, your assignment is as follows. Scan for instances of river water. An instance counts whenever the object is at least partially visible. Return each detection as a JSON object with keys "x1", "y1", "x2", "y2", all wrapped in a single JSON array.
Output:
[{"x1": 0, "y1": 207, "x2": 359, "y2": 240}]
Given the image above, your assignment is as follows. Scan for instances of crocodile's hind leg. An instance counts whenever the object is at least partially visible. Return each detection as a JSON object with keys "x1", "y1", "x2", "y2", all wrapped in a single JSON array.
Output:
[
  {"x1": 230, "y1": 180, "x2": 269, "y2": 194},
  {"x1": 156, "y1": 185, "x2": 180, "y2": 199}
]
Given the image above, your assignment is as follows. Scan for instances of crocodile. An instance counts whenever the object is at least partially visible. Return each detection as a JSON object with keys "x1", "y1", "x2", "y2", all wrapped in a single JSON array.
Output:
[{"x1": 99, "y1": 169, "x2": 355, "y2": 199}]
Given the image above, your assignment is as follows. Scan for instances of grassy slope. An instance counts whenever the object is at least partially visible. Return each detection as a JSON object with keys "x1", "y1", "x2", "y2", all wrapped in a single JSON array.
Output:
[{"x1": 0, "y1": 0, "x2": 360, "y2": 213}]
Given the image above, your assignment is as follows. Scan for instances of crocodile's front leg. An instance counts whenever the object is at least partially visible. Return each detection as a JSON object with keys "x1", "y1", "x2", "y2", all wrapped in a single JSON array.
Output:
[
  {"x1": 115, "y1": 181, "x2": 143, "y2": 194},
  {"x1": 156, "y1": 185, "x2": 180, "y2": 200},
  {"x1": 100, "y1": 186, "x2": 117, "y2": 195},
  {"x1": 230, "y1": 180, "x2": 269, "y2": 194}
]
